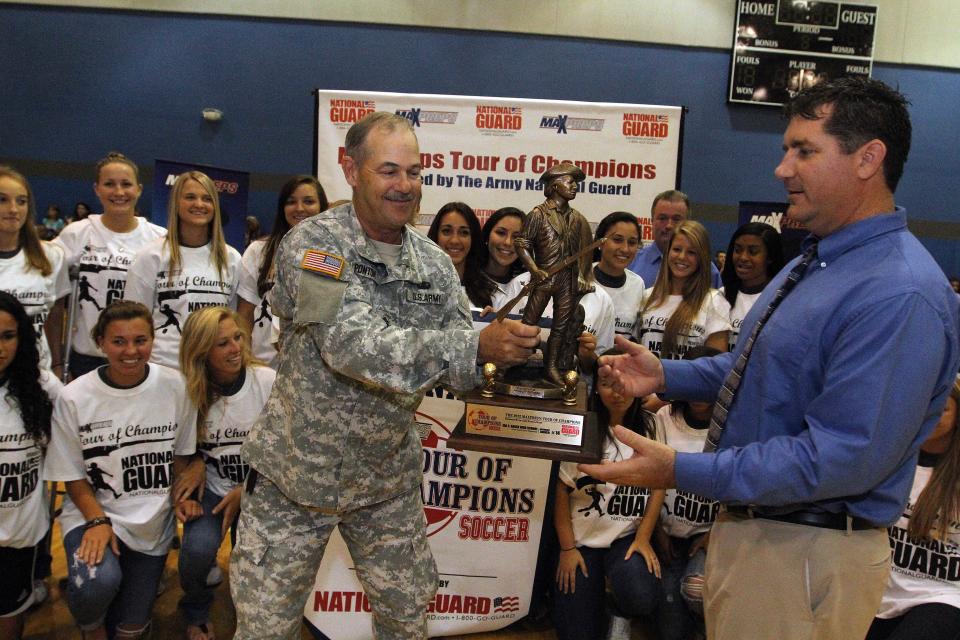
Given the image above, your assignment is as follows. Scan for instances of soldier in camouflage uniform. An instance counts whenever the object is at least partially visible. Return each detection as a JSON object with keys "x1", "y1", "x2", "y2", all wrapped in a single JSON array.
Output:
[{"x1": 231, "y1": 112, "x2": 540, "y2": 639}]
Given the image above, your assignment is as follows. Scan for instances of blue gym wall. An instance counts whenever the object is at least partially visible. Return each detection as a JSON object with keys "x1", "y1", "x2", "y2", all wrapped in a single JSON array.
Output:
[{"x1": 3, "y1": 4, "x2": 959, "y2": 273}]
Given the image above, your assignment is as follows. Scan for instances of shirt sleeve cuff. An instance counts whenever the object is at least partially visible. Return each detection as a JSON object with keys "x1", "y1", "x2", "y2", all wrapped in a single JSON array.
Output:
[
  {"x1": 674, "y1": 451, "x2": 715, "y2": 499},
  {"x1": 448, "y1": 328, "x2": 483, "y2": 392}
]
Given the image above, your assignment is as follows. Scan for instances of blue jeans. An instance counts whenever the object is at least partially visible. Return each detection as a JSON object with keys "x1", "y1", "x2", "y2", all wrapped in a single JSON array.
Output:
[
  {"x1": 62, "y1": 525, "x2": 166, "y2": 633},
  {"x1": 178, "y1": 489, "x2": 235, "y2": 625},
  {"x1": 550, "y1": 534, "x2": 660, "y2": 640},
  {"x1": 658, "y1": 535, "x2": 707, "y2": 640},
  {"x1": 867, "y1": 603, "x2": 960, "y2": 640}
]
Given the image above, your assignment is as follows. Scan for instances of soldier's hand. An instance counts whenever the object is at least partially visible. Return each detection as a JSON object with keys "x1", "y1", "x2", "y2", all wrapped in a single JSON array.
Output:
[{"x1": 478, "y1": 319, "x2": 540, "y2": 368}]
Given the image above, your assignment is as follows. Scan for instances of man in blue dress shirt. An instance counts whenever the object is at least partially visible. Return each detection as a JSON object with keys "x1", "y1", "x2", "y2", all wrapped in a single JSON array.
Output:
[
  {"x1": 627, "y1": 189, "x2": 721, "y2": 288},
  {"x1": 582, "y1": 77, "x2": 960, "y2": 639}
]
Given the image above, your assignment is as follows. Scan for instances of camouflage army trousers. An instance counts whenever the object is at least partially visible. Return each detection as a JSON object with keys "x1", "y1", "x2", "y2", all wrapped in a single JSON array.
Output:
[{"x1": 230, "y1": 473, "x2": 438, "y2": 639}]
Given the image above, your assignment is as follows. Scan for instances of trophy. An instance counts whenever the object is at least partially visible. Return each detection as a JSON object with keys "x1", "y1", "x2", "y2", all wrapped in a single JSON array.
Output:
[{"x1": 447, "y1": 163, "x2": 604, "y2": 463}]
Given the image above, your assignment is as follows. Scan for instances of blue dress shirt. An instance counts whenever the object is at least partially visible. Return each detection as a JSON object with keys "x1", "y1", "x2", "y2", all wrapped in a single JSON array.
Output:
[
  {"x1": 628, "y1": 242, "x2": 721, "y2": 288},
  {"x1": 661, "y1": 209, "x2": 960, "y2": 526}
]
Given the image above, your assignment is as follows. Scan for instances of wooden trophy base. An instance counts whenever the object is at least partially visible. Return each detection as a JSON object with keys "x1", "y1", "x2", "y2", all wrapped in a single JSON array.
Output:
[{"x1": 446, "y1": 382, "x2": 602, "y2": 463}]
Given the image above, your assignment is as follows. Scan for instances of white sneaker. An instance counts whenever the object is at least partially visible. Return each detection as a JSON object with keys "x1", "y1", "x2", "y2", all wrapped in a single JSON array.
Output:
[
  {"x1": 206, "y1": 566, "x2": 223, "y2": 587},
  {"x1": 31, "y1": 580, "x2": 48, "y2": 606},
  {"x1": 604, "y1": 613, "x2": 632, "y2": 640}
]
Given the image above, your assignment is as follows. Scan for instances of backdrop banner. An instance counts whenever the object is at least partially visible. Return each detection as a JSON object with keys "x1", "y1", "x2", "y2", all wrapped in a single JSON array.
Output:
[{"x1": 314, "y1": 90, "x2": 684, "y2": 238}]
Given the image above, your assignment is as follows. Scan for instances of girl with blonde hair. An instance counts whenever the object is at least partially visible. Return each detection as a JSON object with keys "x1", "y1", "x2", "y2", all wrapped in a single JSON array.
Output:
[
  {"x1": 0, "y1": 166, "x2": 70, "y2": 375},
  {"x1": 174, "y1": 306, "x2": 275, "y2": 640},
  {"x1": 637, "y1": 220, "x2": 730, "y2": 360},
  {"x1": 126, "y1": 172, "x2": 241, "y2": 369},
  {"x1": 54, "y1": 152, "x2": 166, "y2": 379}
]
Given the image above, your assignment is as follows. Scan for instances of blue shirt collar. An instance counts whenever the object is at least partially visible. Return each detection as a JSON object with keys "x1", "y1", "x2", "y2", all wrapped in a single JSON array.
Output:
[{"x1": 803, "y1": 207, "x2": 906, "y2": 263}]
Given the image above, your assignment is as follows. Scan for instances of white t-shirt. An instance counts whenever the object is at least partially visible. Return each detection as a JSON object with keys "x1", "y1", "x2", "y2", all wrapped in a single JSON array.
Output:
[
  {"x1": 654, "y1": 406, "x2": 718, "y2": 538},
  {"x1": 593, "y1": 264, "x2": 645, "y2": 339},
  {"x1": 726, "y1": 290, "x2": 762, "y2": 352},
  {"x1": 199, "y1": 366, "x2": 276, "y2": 497},
  {"x1": 0, "y1": 372, "x2": 63, "y2": 548},
  {"x1": 0, "y1": 244, "x2": 70, "y2": 369},
  {"x1": 876, "y1": 463, "x2": 960, "y2": 618},
  {"x1": 54, "y1": 215, "x2": 167, "y2": 357},
  {"x1": 559, "y1": 434, "x2": 649, "y2": 549},
  {"x1": 45, "y1": 365, "x2": 196, "y2": 555},
  {"x1": 637, "y1": 289, "x2": 731, "y2": 359},
  {"x1": 236, "y1": 240, "x2": 277, "y2": 367},
  {"x1": 495, "y1": 273, "x2": 616, "y2": 356},
  {"x1": 125, "y1": 238, "x2": 241, "y2": 368}
]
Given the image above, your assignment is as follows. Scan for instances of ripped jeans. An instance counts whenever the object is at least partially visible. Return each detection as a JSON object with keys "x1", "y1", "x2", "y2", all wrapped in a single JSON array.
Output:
[
  {"x1": 62, "y1": 525, "x2": 167, "y2": 634},
  {"x1": 658, "y1": 534, "x2": 707, "y2": 640}
]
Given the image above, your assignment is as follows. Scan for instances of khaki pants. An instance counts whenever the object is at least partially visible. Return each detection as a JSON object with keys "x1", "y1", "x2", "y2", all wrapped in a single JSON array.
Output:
[{"x1": 704, "y1": 511, "x2": 890, "y2": 640}]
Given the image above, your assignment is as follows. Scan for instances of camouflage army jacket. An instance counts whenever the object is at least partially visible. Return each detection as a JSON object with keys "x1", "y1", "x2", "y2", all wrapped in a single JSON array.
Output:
[{"x1": 242, "y1": 203, "x2": 480, "y2": 509}]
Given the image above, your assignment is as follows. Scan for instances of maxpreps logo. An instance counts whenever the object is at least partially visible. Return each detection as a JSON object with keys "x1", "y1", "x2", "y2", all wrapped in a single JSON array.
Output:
[
  {"x1": 561, "y1": 423, "x2": 581, "y2": 437},
  {"x1": 395, "y1": 107, "x2": 458, "y2": 127},
  {"x1": 539, "y1": 114, "x2": 605, "y2": 134},
  {"x1": 622, "y1": 113, "x2": 670, "y2": 142},
  {"x1": 475, "y1": 105, "x2": 522, "y2": 136},
  {"x1": 329, "y1": 98, "x2": 376, "y2": 127}
]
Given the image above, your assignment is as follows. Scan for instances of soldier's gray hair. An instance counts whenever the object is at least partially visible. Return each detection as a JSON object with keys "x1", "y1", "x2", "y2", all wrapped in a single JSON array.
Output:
[{"x1": 344, "y1": 112, "x2": 416, "y2": 166}]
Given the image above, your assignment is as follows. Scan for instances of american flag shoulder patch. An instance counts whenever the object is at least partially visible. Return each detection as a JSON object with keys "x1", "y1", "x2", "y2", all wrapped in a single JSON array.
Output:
[{"x1": 301, "y1": 249, "x2": 344, "y2": 279}]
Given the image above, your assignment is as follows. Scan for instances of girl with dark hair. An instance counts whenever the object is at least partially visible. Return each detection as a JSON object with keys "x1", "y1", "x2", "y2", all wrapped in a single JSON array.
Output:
[
  {"x1": 866, "y1": 378, "x2": 960, "y2": 640},
  {"x1": 175, "y1": 306, "x2": 276, "y2": 640},
  {"x1": 42, "y1": 205, "x2": 66, "y2": 236},
  {"x1": 552, "y1": 350, "x2": 664, "y2": 639},
  {"x1": 638, "y1": 221, "x2": 730, "y2": 360},
  {"x1": 720, "y1": 222, "x2": 784, "y2": 350},
  {"x1": 71, "y1": 201, "x2": 92, "y2": 224},
  {"x1": 480, "y1": 206, "x2": 525, "y2": 284},
  {"x1": 593, "y1": 211, "x2": 646, "y2": 339},
  {"x1": 237, "y1": 176, "x2": 328, "y2": 367},
  {"x1": 651, "y1": 345, "x2": 721, "y2": 640},
  {"x1": 0, "y1": 292, "x2": 61, "y2": 640},
  {"x1": 54, "y1": 152, "x2": 166, "y2": 379},
  {"x1": 0, "y1": 167, "x2": 70, "y2": 376},
  {"x1": 126, "y1": 171, "x2": 241, "y2": 369},
  {"x1": 427, "y1": 202, "x2": 496, "y2": 309},
  {"x1": 45, "y1": 301, "x2": 196, "y2": 640}
]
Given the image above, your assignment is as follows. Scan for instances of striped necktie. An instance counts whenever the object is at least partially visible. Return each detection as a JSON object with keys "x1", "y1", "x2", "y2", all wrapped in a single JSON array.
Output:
[{"x1": 703, "y1": 241, "x2": 820, "y2": 453}]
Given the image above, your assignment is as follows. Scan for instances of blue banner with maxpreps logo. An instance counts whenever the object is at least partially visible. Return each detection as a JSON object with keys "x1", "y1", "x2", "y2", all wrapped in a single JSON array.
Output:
[{"x1": 152, "y1": 159, "x2": 250, "y2": 251}]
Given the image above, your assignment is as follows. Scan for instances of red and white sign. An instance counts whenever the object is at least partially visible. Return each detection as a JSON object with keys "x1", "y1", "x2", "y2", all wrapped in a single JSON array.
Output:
[{"x1": 315, "y1": 90, "x2": 684, "y2": 228}]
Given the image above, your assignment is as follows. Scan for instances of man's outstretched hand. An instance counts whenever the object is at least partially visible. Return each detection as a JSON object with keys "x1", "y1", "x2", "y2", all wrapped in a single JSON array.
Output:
[
  {"x1": 578, "y1": 425, "x2": 678, "y2": 489},
  {"x1": 598, "y1": 335, "x2": 665, "y2": 399}
]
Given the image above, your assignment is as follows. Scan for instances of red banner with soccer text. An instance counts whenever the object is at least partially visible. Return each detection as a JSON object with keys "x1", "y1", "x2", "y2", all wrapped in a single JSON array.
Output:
[
  {"x1": 314, "y1": 90, "x2": 684, "y2": 242},
  {"x1": 303, "y1": 392, "x2": 552, "y2": 638}
]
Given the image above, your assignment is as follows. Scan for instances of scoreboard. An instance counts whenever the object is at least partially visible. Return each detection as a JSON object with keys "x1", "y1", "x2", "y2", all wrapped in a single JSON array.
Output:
[{"x1": 729, "y1": 1, "x2": 878, "y2": 106}]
